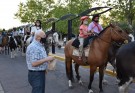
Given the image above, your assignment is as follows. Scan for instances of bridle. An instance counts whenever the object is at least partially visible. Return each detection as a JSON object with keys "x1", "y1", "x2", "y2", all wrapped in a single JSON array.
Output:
[{"x1": 97, "y1": 26, "x2": 128, "y2": 44}]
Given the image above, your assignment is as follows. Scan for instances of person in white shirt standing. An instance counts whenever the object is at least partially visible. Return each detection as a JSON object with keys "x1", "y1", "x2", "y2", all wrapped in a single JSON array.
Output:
[
  {"x1": 30, "y1": 20, "x2": 42, "y2": 43},
  {"x1": 88, "y1": 14, "x2": 103, "y2": 35}
]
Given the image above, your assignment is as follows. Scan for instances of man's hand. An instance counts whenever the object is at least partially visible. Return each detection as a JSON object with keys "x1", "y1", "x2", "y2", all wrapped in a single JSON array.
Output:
[
  {"x1": 44, "y1": 56, "x2": 55, "y2": 62},
  {"x1": 91, "y1": 30, "x2": 94, "y2": 33}
]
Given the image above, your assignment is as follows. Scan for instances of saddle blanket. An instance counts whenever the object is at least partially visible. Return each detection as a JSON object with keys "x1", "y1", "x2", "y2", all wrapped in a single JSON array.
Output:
[{"x1": 72, "y1": 47, "x2": 90, "y2": 57}]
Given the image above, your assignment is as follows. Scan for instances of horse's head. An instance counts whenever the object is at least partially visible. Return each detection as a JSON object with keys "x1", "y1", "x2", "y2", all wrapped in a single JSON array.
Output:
[{"x1": 109, "y1": 23, "x2": 130, "y2": 42}]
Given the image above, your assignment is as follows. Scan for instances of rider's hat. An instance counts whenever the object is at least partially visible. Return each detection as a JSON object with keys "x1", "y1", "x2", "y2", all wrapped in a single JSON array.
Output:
[{"x1": 80, "y1": 16, "x2": 89, "y2": 21}]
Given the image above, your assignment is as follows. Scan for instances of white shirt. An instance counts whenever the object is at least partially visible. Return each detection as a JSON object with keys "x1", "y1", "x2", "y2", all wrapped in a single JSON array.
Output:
[
  {"x1": 31, "y1": 26, "x2": 42, "y2": 35},
  {"x1": 129, "y1": 34, "x2": 134, "y2": 42},
  {"x1": 12, "y1": 31, "x2": 18, "y2": 36},
  {"x1": 88, "y1": 22, "x2": 103, "y2": 34},
  {"x1": 53, "y1": 32, "x2": 59, "y2": 42},
  {"x1": 26, "y1": 40, "x2": 48, "y2": 71},
  {"x1": 63, "y1": 37, "x2": 66, "y2": 42},
  {"x1": 18, "y1": 29, "x2": 24, "y2": 35}
]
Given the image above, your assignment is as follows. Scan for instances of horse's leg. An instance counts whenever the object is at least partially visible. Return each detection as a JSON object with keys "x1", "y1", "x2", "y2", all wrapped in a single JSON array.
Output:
[
  {"x1": 15, "y1": 47, "x2": 17, "y2": 57},
  {"x1": 11, "y1": 48, "x2": 13, "y2": 58},
  {"x1": 99, "y1": 66, "x2": 105, "y2": 92},
  {"x1": 5, "y1": 46, "x2": 8, "y2": 55},
  {"x1": 65, "y1": 57, "x2": 73, "y2": 88},
  {"x1": 103, "y1": 62, "x2": 108, "y2": 85},
  {"x1": 119, "y1": 77, "x2": 133, "y2": 93},
  {"x1": 88, "y1": 66, "x2": 97, "y2": 93},
  {"x1": 0, "y1": 47, "x2": 2, "y2": 54},
  {"x1": 74, "y1": 63, "x2": 83, "y2": 85},
  {"x1": 8, "y1": 46, "x2": 9, "y2": 55}
]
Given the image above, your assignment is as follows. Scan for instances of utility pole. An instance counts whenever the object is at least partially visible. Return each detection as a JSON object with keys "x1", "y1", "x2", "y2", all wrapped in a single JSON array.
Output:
[{"x1": 52, "y1": 22, "x2": 55, "y2": 54}]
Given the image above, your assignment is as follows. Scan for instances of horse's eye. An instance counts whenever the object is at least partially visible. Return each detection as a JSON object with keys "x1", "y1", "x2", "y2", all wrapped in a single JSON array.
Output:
[{"x1": 118, "y1": 30, "x2": 122, "y2": 33}]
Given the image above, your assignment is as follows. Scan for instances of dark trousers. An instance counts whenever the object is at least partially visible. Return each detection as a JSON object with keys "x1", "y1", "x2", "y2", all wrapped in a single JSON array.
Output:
[{"x1": 28, "y1": 71, "x2": 46, "y2": 93}]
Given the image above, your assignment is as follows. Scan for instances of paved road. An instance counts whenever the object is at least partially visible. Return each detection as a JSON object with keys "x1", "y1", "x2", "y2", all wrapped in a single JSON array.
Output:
[{"x1": 0, "y1": 51, "x2": 135, "y2": 93}]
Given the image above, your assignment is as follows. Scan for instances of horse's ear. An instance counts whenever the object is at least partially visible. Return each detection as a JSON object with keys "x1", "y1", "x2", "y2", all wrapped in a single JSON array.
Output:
[{"x1": 110, "y1": 23, "x2": 115, "y2": 28}]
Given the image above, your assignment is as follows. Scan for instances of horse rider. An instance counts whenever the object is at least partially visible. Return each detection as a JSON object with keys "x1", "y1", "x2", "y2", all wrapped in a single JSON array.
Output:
[
  {"x1": 12, "y1": 28, "x2": 18, "y2": 37},
  {"x1": 11, "y1": 28, "x2": 18, "y2": 45},
  {"x1": 18, "y1": 28, "x2": 25, "y2": 36},
  {"x1": 78, "y1": 16, "x2": 92, "y2": 60},
  {"x1": 30, "y1": 20, "x2": 42, "y2": 43},
  {"x1": 0, "y1": 32, "x2": 3, "y2": 53},
  {"x1": 88, "y1": 14, "x2": 103, "y2": 35}
]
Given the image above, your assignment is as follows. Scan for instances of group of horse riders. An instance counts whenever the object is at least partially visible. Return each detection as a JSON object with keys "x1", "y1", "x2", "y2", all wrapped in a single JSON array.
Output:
[{"x1": 0, "y1": 19, "x2": 41, "y2": 44}]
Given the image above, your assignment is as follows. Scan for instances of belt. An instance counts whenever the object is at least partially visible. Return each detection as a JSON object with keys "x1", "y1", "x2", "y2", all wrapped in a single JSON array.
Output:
[{"x1": 28, "y1": 70, "x2": 46, "y2": 72}]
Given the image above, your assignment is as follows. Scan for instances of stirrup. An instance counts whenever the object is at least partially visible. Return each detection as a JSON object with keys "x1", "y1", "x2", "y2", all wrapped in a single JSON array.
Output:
[{"x1": 78, "y1": 56, "x2": 82, "y2": 60}]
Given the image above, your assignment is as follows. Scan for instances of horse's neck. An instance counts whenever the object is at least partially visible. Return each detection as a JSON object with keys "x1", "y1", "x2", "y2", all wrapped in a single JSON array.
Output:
[{"x1": 94, "y1": 27, "x2": 112, "y2": 51}]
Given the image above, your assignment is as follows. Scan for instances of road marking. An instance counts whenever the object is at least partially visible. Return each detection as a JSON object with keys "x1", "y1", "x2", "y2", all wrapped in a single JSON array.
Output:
[{"x1": 0, "y1": 83, "x2": 4, "y2": 93}]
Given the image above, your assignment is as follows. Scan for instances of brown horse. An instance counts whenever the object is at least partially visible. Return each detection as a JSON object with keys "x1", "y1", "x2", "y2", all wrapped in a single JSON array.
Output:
[
  {"x1": 1, "y1": 35, "x2": 9, "y2": 54},
  {"x1": 64, "y1": 24, "x2": 129, "y2": 93}
]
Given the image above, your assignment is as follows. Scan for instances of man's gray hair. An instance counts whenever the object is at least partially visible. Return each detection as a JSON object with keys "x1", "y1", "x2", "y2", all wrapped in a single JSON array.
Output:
[{"x1": 35, "y1": 30, "x2": 43, "y2": 38}]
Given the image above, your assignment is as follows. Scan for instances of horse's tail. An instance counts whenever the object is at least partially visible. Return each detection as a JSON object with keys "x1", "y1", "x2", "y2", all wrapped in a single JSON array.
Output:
[{"x1": 65, "y1": 57, "x2": 74, "y2": 81}]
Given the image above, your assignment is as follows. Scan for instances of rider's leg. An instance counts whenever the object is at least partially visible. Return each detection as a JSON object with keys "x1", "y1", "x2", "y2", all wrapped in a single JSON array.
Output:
[{"x1": 79, "y1": 37, "x2": 84, "y2": 60}]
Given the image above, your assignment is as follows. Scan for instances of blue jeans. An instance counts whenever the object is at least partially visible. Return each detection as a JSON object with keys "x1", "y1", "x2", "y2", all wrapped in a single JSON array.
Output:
[{"x1": 28, "y1": 71, "x2": 46, "y2": 93}]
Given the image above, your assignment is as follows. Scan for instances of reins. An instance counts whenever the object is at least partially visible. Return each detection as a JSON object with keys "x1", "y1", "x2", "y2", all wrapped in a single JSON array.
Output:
[{"x1": 96, "y1": 26, "x2": 128, "y2": 44}]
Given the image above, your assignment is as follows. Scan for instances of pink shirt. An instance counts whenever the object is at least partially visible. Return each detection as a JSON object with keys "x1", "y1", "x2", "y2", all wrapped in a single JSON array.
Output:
[
  {"x1": 79, "y1": 25, "x2": 88, "y2": 38},
  {"x1": 88, "y1": 22, "x2": 103, "y2": 34}
]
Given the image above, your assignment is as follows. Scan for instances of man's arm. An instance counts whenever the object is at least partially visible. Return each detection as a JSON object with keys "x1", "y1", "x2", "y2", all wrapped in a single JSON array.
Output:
[
  {"x1": 32, "y1": 56, "x2": 54, "y2": 67},
  {"x1": 88, "y1": 22, "x2": 95, "y2": 33}
]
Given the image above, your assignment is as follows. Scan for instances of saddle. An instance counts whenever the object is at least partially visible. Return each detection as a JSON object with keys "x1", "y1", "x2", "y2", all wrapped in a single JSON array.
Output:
[
  {"x1": 72, "y1": 36, "x2": 94, "y2": 57},
  {"x1": 72, "y1": 36, "x2": 93, "y2": 49}
]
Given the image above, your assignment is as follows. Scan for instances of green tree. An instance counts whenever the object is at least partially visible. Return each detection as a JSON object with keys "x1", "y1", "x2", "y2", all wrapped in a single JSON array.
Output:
[
  {"x1": 95, "y1": 0, "x2": 135, "y2": 26},
  {"x1": 15, "y1": 0, "x2": 55, "y2": 29},
  {"x1": 49, "y1": 0, "x2": 94, "y2": 34}
]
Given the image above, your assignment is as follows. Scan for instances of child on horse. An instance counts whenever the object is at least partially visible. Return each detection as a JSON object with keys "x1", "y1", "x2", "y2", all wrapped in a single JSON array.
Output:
[{"x1": 79, "y1": 16, "x2": 92, "y2": 59}]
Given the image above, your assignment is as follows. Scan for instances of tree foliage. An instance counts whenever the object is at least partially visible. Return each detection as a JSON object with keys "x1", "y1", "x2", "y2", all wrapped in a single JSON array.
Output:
[
  {"x1": 15, "y1": 0, "x2": 55, "y2": 29},
  {"x1": 15, "y1": 0, "x2": 135, "y2": 34}
]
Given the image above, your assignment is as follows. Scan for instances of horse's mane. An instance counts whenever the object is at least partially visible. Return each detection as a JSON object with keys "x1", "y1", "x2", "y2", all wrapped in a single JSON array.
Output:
[
  {"x1": 10, "y1": 37, "x2": 14, "y2": 41},
  {"x1": 98, "y1": 25, "x2": 110, "y2": 36}
]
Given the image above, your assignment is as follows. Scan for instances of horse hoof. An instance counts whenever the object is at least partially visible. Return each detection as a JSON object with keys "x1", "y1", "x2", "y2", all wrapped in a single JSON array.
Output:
[
  {"x1": 103, "y1": 79, "x2": 108, "y2": 85},
  {"x1": 69, "y1": 86, "x2": 73, "y2": 89},
  {"x1": 68, "y1": 80, "x2": 73, "y2": 88},
  {"x1": 79, "y1": 80, "x2": 83, "y2": 85},
  {"x1": 100, "y1": 89, "x2": 103, "y2": 93},
  {"x1": 88, "y1": 89, "x2": 93, "y2": 93}
]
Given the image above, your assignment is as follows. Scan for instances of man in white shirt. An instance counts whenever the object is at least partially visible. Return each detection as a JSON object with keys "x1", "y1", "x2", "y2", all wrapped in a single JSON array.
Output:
[
  {"x1": 18, "y1": 28, "x2": 24, "y2": 36},
  {"x1": 53, "y1": 32, "x2": 59, "y2": 44}
]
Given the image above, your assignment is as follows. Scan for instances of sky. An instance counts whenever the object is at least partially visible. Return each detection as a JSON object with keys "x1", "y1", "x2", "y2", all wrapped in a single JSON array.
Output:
[
  {"x1": 0, "y1": 0, "x2": 27, "y2": 30},
  {"x1": 0, "y1": 0, "x2": 106, "y2": 30}
]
